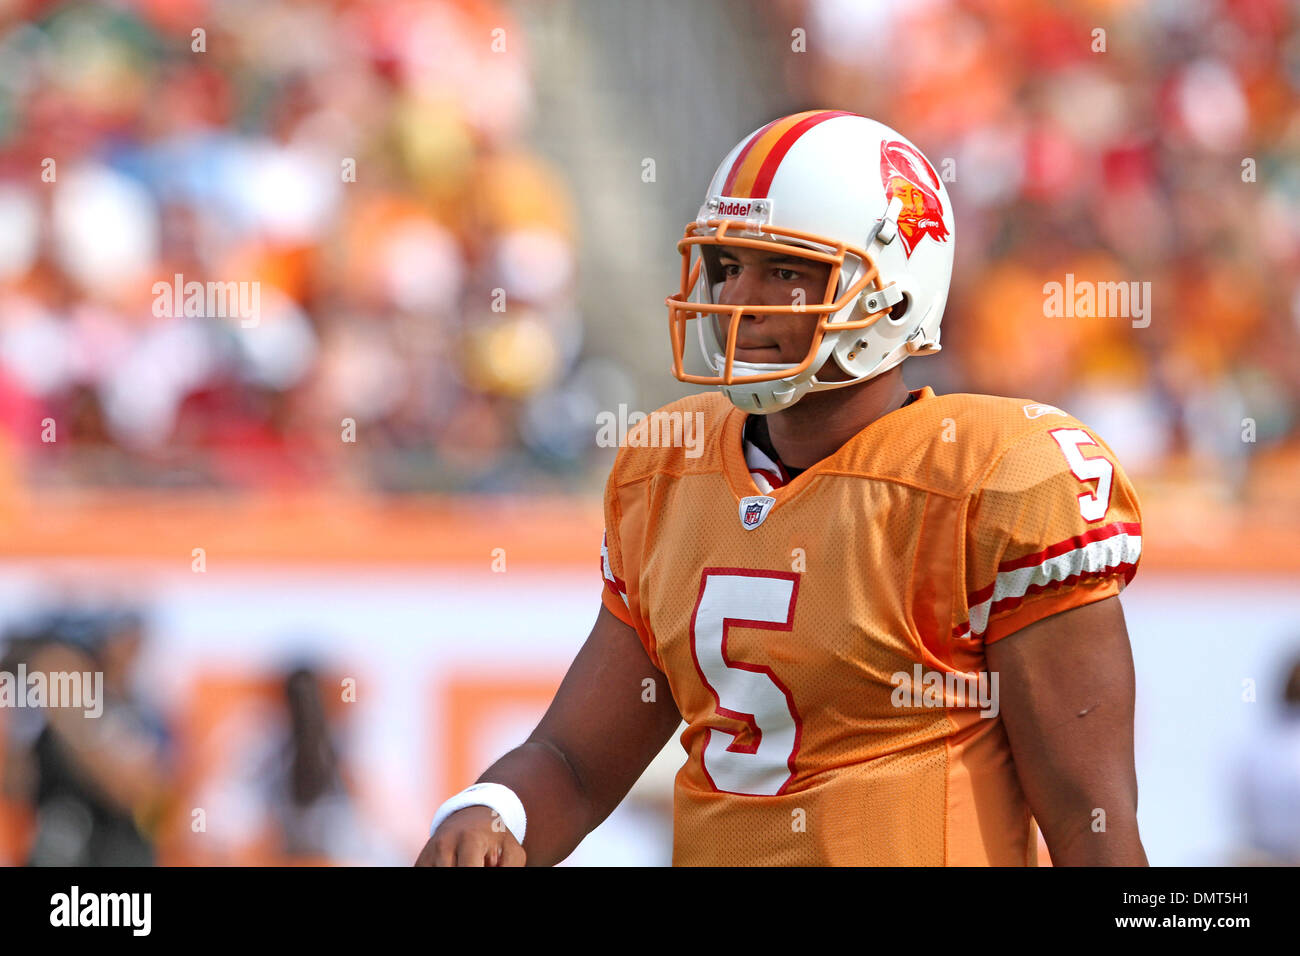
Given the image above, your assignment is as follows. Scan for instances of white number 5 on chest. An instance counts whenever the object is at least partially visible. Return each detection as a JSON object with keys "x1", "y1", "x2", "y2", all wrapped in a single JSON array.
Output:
[{"x1": 689, "y1": 569, "x2": 802, "y2": 795}]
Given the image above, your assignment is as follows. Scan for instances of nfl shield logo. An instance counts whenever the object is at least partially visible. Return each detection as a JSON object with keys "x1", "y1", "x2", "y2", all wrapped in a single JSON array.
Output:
[{"x1": 738, "y1": 495, "x2": 776, "y2": 531}]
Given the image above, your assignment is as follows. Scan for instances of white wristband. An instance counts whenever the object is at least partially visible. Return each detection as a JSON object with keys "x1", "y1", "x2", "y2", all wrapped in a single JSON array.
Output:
[{"x1": 429, "y1": 782, "x2": 527, "y2": 845}]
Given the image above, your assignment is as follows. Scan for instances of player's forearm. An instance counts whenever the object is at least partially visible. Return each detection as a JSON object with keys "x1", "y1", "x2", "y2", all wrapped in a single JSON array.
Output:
[
  {"x1": 475, "y1": 738, "x2": 600, "y2": 867},
  {"x1": 1038, "y1": 805, "x2": 1148, "y2": 866}
]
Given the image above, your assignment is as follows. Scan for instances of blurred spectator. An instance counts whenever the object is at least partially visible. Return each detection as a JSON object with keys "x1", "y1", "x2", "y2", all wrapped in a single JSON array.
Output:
[
  {"x1": 274, "y1": 666, "x2": 363, "y2": 861},
  {"x1": 189, "y1": 660, "x2": 387, "y2": 865},
  {"x1": 1234, "y1": 653, "x2": 1300, "y2": 865},
  {"x1": 1, "y1": 608, "x2": 172, "y2": 866}
]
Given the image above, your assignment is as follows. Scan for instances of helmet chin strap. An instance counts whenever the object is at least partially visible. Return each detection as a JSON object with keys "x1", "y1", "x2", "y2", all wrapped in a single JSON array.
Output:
[
  {"x1": 712, "y1": 344, "x2": 842, "y2": 414},
  {"x1": 714, "y1": 337, "x2": 904, "y2": 414}
]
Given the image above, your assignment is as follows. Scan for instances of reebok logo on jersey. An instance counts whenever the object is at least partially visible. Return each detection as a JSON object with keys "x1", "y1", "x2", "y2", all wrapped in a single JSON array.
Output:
[
  {"x1": 739, "y1": 496, "x2": 775, "y2": 530},
  {"x1": 1022, "y1": 403, "x2": 1067, "y2": 420}
]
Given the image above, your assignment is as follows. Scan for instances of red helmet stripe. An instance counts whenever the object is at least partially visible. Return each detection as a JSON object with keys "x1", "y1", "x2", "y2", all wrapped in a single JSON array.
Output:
[
  {"x1": 747, "y1": 109, "x2": 856, "y2": 198},
  {"x1": 721, "y1": 117, "x2": 782, "y2": 195}
]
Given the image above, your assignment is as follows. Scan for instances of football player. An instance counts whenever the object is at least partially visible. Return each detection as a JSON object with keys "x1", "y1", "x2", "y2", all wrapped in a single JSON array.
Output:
[{"x1": 418, "y1": 111, "x2": 1146, "y2": 866}]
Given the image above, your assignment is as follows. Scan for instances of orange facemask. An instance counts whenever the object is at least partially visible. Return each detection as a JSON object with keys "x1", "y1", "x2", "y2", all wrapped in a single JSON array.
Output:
[{"x1": 665, "y1": 217, "x2": 893, "y2": 387}]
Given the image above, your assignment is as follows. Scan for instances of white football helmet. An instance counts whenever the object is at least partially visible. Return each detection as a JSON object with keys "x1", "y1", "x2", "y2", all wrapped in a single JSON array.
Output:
[{"x1": 665, "y1": 110, "x2": 955, "y2": 413}]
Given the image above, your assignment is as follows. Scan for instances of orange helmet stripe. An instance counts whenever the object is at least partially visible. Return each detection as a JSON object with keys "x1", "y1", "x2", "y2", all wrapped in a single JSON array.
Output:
[
  {"x1": 722, "y1": 110, "x2": 856, "y2": 199},
  {"x1": 720, "y1": 116, "x2": 784, "y2": 195}
]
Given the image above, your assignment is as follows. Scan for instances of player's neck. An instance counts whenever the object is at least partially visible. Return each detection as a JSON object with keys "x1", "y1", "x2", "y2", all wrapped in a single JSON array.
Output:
[{"x1": 762, "y1": 367, "x2": 910, "y2": 471}]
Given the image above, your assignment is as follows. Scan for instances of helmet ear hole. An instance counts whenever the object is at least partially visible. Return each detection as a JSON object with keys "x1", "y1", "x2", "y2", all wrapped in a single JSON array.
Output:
[{"x1": 887, "y1": 293, "x2": 911, "y2": 324}]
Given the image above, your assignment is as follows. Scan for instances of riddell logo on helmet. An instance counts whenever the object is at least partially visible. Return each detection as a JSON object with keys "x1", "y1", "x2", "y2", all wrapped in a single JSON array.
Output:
[{"x1": 716, "y1": 199, "x2": 755, "y2": 218}]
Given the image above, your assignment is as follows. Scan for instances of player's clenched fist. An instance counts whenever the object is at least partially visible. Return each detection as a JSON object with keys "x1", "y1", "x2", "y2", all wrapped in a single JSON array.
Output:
[{"x1": 415, "y1": 806, "x2": 526, "y2": 866}]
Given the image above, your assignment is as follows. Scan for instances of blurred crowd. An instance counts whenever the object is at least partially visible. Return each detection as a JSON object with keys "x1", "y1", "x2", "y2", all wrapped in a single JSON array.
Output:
[
  {"x1": 0, "y1": 0, "x2": 1297, "y2": 498},
  {"x1": 0, "y1": 0, "x2": 587, "y2": 493},
  {"x1": 778, "y1": 0, "x2": 1300, "y2": 492}
]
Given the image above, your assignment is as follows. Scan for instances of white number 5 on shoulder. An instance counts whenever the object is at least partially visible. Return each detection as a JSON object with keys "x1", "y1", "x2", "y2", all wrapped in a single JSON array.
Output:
[{"x1": 1048, "y1": 428, "x2": 1114, "y2": 522}]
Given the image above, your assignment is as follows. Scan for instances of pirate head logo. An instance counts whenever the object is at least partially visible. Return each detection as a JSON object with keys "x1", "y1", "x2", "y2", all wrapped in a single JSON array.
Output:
[{"x1": 879, "y1": 140, "x2": 950, "y2": 258}]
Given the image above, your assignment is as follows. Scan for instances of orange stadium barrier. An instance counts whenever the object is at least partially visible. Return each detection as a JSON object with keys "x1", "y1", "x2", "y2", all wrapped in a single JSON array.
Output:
[
  {"x1": 0, "y1": 487, "x2": 1296, "y2": 573},
  {"x1": 0, "y1": 491, "x2": 603, "y2": 566}
]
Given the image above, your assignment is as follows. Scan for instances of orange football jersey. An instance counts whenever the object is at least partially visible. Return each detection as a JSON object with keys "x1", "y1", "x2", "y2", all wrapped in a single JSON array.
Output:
[{"x1": 600, "y1": 386, "x2": 1142, "y2": 866}]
